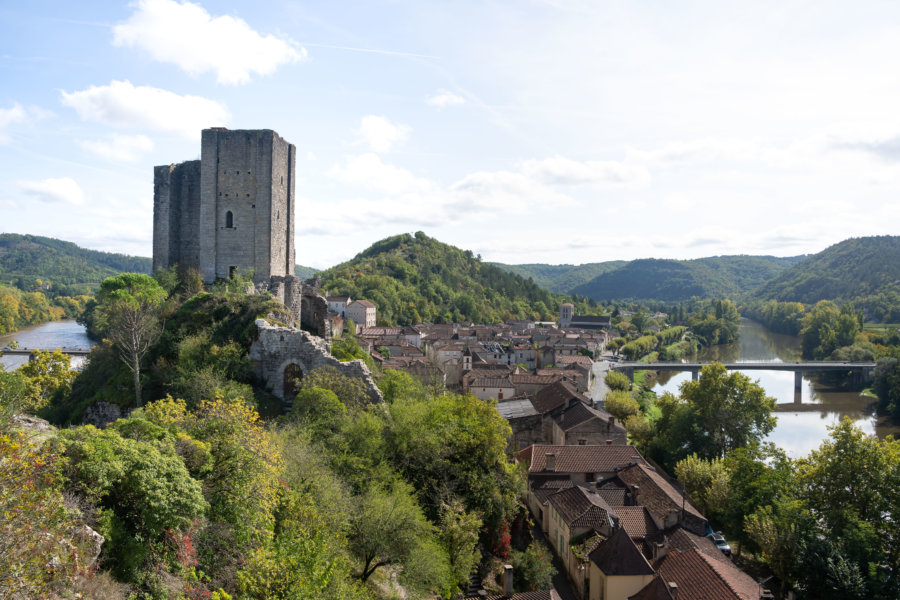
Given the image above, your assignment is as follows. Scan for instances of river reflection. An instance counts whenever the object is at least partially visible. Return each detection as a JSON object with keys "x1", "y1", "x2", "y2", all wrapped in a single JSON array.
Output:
[
  {"x1": 0, "y1": 320, "x2": 95, "y2": 370},
  {"x1": 649, "y1": 319, "x2": 899, "y2": 456}
]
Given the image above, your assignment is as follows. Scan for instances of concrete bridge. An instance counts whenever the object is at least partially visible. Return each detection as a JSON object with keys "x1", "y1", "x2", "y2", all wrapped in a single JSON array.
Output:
[
  {"x1": 1, "y1": 348, "x2": 92, "y2": 363},
  {"x1": 610, "y1": 360, "x2": 876, "y2": 392}
]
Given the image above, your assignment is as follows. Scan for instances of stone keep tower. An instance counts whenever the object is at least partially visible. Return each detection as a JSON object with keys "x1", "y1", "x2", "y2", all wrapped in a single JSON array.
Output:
[{"x1": 153, "y1": 128, "x2": 295, "y2": 284}]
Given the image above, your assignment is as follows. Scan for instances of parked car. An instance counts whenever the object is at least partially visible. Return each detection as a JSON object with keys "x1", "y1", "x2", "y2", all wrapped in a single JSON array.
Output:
[{"x1": 708, "y1": 532, "x2": 731, "y2": 557}]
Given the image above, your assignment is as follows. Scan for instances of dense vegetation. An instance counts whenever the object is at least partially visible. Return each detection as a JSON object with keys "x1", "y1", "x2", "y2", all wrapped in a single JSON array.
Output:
[
  {"x1": 294, "y1": 264, "x2": 319, "y2": 279},
  {"x1": 319, "y1": 232, "x2": 599, "y2": 325},
  {"x1": 2, "y1": 276, "x2": 534, "y2": 599},
  {"x1": 755, "y1": 236, "x2": 900, "y2": 303},
  {"x1": 492, "y1": 261, "x2": 627, "y2": 294},
  {"x1": 571, "y1": 255, "x2": 802, "y2": 302}
]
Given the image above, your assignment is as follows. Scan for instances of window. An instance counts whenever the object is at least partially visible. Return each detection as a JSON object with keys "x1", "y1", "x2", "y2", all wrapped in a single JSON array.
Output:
[
  {"x1": 229, "y1": 266, "x2": 237, "y2": 279},
  {"x1": 225, "y1": 210, "x2": 234, "y2": 228}
]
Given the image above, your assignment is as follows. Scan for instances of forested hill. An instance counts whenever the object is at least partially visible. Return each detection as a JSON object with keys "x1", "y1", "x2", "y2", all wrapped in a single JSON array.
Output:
[
  {"x1": 754, "y1": 236, "x2": 900, "y2": 302},
  {"x1": 492, "y1": 261, "x2": 627, "y2": 294},
  {"x1": 0, "y1": 233, "x2": 152, "y2": 294},
  {"x1": 319, "y1": 232, "x2": 578, "y2": 325},
  {"x1": 571, "y1": 255, "x2": 803, "y2": 302}
]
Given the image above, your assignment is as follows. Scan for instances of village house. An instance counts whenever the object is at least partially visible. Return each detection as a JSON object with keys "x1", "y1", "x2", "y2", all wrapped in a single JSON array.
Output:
[{"x1": 346, "y1": 299, "x2": 377, "y2": 328}]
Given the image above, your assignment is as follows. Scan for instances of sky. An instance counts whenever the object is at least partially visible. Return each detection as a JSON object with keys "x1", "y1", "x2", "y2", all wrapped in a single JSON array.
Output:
[{"x1": 2, "y1": 0, "x2": 900, "y2": 269}]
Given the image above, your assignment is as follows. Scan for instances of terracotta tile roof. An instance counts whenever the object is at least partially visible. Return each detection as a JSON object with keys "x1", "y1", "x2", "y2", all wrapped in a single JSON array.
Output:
[
  {"x1": 616, "y1": 464, "x2": 706, "y2": 532},
  {"x1": 554, "y1": 402, "x2": 624, "y2": 433},
  {"x1": 326, "y1": 296, "x2": 351, "y2": 302},
  {"x1": 518, "y1": 444, "x2": 647, "y2": 474},
  {"x1": 530, "y1": 474, "x2": 575, "y2": 504},
  {"x1": 509, "y1": 374, "x2": 561, "y2": 385},
  {"x1": 548, "y1": 486, "x2": 615, "y2": 530},
  {"x1": 353, "y1": 299, "x2": 376, "y2": 308},
  {"x1": 653, "y1": 547, "x2": 761, "y2": 600},
  {"x1": 471, "y1": 377, "x2": 515, "y2": 388},
  {"x1": 468, "y1": 591, "x2": 561, "y2": 600},
  {"x1": 589, "y1": 526, "x2": 654, "y2": 576},
  {"x1": 530, "y1": 380, "x2": 589, "y2": 414},
  {"x1": 627, "y1": 574, "x2": 677, "y2": 600},
  {"x1": 611, "y1": 506, "x2": 659, "y2": 541},
  {"x1": 597, "y1": 484, "x2": 628, "y2": 506},
  {"x1": 556, "y1": 355, "x2": 594, "y2": 366}
]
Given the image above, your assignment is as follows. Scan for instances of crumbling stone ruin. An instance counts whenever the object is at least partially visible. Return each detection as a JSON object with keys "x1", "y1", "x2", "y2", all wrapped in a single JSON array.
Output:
[{"x1": 250, "y1": 318, "x2": 382, "y2": 410}]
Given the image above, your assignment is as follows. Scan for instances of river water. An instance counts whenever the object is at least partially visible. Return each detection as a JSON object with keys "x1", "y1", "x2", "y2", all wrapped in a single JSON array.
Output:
[
  {"x1": 650, "y1": 319, "x2": 900, "y2": 457},
  {"x1": 0, "y1": 320, "x2": 95, "y2": 370}
]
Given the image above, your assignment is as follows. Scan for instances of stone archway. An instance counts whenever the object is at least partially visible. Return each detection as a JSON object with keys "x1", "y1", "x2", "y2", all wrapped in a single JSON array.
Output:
[{"x1": 283, "y1": 363, "x2": 304, "y2": 401}]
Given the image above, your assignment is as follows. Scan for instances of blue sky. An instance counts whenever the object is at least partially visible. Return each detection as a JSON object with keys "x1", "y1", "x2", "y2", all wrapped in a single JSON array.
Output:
[{"x1": 2, "y1": 0, "x2": 900, "y2": 269}]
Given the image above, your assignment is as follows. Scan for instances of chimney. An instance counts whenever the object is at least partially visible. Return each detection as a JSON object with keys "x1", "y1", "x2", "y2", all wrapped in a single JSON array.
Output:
[
  {"x1": 545, "y1": 453, "x2": 556, "y2": 472},
  {"x1": 631, "y1": 485, "x2": 639, "y2": 502},
  {"x1": 668, "y1": 582, "x2": 678, "y2": 598},
  {"x1": 606, "y1": 439, "x2": 612, "y2": 445},
  {"x1": 504, "y1": 564, "x2": 514, "y2": 596}
]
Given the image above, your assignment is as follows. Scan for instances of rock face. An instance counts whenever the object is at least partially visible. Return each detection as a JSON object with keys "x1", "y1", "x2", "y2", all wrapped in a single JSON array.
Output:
[
  {"x1": 249, "y1": 318, "x2": 382, "y2": 410},
  {"x1": 82, "y1": 401, "x2": 128, "y2": 427}
]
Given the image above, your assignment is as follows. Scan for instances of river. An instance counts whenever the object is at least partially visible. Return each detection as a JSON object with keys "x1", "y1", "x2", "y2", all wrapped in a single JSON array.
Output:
[
  {"x1": 649, "y1": 319, "x2": 900, "y2": 457},
  {"x1": 0, "y1": 320, "x2": 95, "y2": 370}
]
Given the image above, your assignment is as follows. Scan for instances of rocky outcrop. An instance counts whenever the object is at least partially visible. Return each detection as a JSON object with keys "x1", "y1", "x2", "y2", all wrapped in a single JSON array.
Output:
[
  {"x1": 249, "y1": 318, "x2": 382, "y2": 410},
  {"x1": 82, "y1": 401, "x2": 129, "y2": 427}
]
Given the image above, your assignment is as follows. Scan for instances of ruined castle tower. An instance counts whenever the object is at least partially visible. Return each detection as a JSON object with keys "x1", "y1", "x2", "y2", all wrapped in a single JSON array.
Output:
[{"x1": 153, "y1": 128, "x2": 295, "y2": 285}]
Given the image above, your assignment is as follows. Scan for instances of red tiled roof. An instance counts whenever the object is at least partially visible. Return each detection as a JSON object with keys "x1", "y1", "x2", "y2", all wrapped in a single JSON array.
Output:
[
  {"x1": 353, "y1": 299, "x2": 376, "y2": 308},
  {"x1": 616, "y1": 464, "x2": 705, "y2": 530},
  {"x1": 530, "y1": 380, "x2": 589, "y2": 414},
  {"x1": 556, "y1": 355, "x2": 594, "y2": 366},
  {"x1": 548, "y1": 486, "x2": 615, "y2": 529},
  {"x1": 518, "y1": 444, "x2": 646, "y2": 474},
  {"x1": 554, "y1": 402, "x2": 623, "y2": 432},
  {"x1": 611, "y1": 506, "x2": 659, "y2": 541},
  {"x1": 653, "y1": 547, "x2": 760, "y2": 600}
]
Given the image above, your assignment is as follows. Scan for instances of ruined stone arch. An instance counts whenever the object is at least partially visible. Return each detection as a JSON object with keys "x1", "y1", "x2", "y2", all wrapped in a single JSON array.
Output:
[{"x1": 283, "y1": 363, "x2": 304, "y2": 401}]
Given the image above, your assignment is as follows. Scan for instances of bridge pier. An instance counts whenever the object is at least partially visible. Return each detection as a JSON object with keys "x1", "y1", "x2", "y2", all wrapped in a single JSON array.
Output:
[
  {"x1": 623, "y1": 367, "x2": 634, "y2": 383},
  {"x1": 691, "y1": 369, "x2": 699, "y2": 382},
  {"x1": 794, "y1": 371, "x2": 803, "y2": 394}
]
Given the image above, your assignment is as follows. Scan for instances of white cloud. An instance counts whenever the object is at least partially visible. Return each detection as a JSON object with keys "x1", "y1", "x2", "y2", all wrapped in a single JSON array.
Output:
[
  {"x1": 80, "y1": 134, "x2": 154, "y2": 161},
  {"x1": 426, "y1": 89, "x2": 466, "y2": 108},
  {"x1": 61, "y1": 80, "x2": 229, "y2": 138},
  {"x1": 0, "y1": 103, "x2": 26, "y2": 144},
  {"x1": 520, "y1": 155, "x2": 650, "y2": 188},
  {"x1": 113, "y1": 0, "x2": 306, "y2": 85},
  {"x1": 357, "y1": 115, "x2": 410, "y2": 153},
  {"x1": 18, "y1": 177, "x2": 85, "y2": 205},
  {"x1": 449, "y1": 170, "x2": 575, "y2": 213},
  {"x1": 328, "y1": 153, "x2": 431, "y2": 195}
]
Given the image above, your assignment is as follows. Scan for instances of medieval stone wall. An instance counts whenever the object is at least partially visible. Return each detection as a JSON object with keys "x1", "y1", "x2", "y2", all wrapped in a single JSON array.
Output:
[{"x1": 249, "y1": 319, "x2": 382, "y2": 410}]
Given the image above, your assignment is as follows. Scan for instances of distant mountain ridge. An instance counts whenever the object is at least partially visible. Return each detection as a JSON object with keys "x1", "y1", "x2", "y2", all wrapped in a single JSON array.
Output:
[
  {"x1": 498, "y1": 254, "x2": 805, "y2": 301},
  {"x1": 755, "y1": 236, "x2": 900, "y2": 303},
  {"x1": 0, "y1": 233, "x2": 153, "y2": 294},
  {"x1": 491, "y1": 261, "x2": 627, "y2": 294}
]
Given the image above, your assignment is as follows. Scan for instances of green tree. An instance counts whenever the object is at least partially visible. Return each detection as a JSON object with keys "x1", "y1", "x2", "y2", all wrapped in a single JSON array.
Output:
[
  {"x1": 351, "y1": 480, "x2": 450, "y2": 591},
  {"x1": 796, "y1": 419, "x2": 900, "y2": 597},
  {"x1": 95, "y1": 273, "x2": 168, "y2": 406},
  {"x1": 678, "y1": 363, "x2": 777, "y2": 459},
  {"x1": 604, "y1": 370, "x2": 630, "y2": 391},
  {"x1": 18, "y1": 349, "x2": 76, "y2": 413},
  {"x1": 603, "y1": 389, "x2": 641, "y2": 421},
  {"x1": 800, "y1": 300, "x2": 860, "y2": 359},
  {"x1": 674, "y1": 453, "x2": 731, "y2": 518}
]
